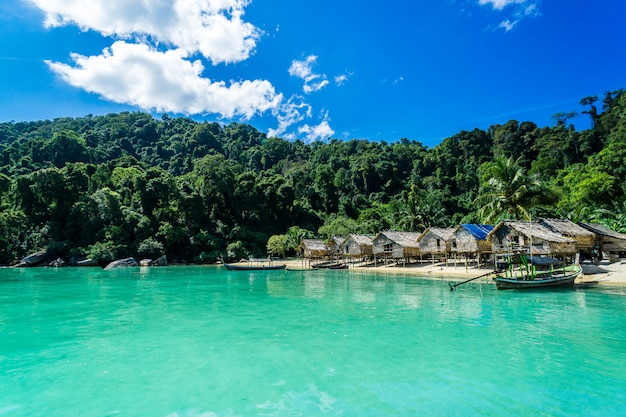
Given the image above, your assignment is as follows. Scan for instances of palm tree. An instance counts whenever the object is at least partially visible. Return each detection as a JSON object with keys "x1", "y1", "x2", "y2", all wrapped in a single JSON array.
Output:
[
  {"x1": 399, "y1": 185, "x2": 446, "y2": 231},
  {"x1": 475, "y1": 157, "x2": 558, "y2": 223}
]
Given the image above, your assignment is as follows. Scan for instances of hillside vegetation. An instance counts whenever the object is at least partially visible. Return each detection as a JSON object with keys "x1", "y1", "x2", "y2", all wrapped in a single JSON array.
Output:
[{"x1": 0, "y1": 90, "x2": 624, "y2": 265}]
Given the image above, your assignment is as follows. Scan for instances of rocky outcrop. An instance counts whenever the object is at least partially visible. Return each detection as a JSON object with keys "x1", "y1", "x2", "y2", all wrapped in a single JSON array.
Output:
[
  {"x1": 104, "y1": 257, "x2": 138, "y2": 270},
  {"x1": 139, "y1": 255, "x2": 168, "y2": 267},
  {"x1": 19, "y1": 250, "x2": 51, "y2": 267}
]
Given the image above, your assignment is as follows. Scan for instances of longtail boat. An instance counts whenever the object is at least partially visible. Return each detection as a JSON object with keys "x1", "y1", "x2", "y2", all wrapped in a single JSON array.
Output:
[{"x1": 494, "y1": 254, "x2": 581, "y2": 290}]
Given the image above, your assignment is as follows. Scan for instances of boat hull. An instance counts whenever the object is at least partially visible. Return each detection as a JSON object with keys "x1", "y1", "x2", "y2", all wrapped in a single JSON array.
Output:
[
  {"x1": 494, "y1": 266, "x2": 581, "y2": 290},
  {"x1": 223, "y1": 263, "x2": 286, "y2": 271}
]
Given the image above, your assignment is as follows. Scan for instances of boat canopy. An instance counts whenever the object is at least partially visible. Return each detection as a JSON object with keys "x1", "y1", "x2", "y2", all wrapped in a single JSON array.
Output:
[{"x1": 512, "y1": 255, "x2": 563, "y2": 266}]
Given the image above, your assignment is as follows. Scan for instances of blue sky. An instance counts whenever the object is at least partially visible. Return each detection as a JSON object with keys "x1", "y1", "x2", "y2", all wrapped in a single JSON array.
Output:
[{"x1": 1, "y1": 0, "x2": 624, "y2": 146}]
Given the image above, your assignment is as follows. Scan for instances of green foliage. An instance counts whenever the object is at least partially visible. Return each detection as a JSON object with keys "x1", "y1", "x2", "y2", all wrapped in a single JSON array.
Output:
[
  {"x1": 0, "y1": 89, "x2": 624, "y2": 265},
  {"x1": 266, "y1": 234, "x2": 289, "y2": 258}
]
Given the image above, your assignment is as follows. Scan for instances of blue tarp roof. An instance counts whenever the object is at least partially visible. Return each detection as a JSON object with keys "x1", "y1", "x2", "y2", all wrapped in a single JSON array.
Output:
[{"x1": 461, "y1": 224, "x2": 494, "y2": 240}]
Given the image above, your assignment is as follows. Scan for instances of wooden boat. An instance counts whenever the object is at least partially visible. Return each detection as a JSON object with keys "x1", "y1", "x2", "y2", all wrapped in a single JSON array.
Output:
[
  {"x1": 312, "y1": 263, "x2": 348, "y2": 270},
  {"x1": 223, "y1": 258, "x2": 286, "y2": 271},
  {"x1": 493, "y1": 254, "x2": 582, "y2": 290}
]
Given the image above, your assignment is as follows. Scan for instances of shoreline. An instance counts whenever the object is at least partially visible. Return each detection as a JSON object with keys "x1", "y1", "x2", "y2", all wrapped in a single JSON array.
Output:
[{"x1": 279, "y1": 258, "x2": 626, "y2": 286}]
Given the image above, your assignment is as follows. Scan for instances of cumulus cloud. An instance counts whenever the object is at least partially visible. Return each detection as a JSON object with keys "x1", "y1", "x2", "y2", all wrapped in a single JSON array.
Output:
[
  {"x1": 298, "y1": 111, "x2": 335, "y2": 142},
  {"x1": 31, "y1": 0, "x2": 334, "y2": 142},
  {"x1": 334, "y1": 72, "x2": 352, "y2": 86},
  {"x1": 28, "y1": 0, "x2": 260, "y2": 64},
  {"x1": 46, "y1": 41, "x2": 281, "y2": 118},
  {"x1": 289, "y1": 55, "x2": 329, "y2": 94}
]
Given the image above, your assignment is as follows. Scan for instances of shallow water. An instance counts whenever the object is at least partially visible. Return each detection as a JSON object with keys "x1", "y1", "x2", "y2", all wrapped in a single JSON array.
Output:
[{"x1": 1, "y1": 266, "x2": 625, "y2": 416}]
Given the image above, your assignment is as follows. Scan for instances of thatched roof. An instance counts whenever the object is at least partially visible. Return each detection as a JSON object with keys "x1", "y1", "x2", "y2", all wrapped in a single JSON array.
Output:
[
  {"x1": 539, "y1": 218, "x2": 595, "y2": 238},
  {"x1": 489, "y1": 221, "x2": 575, "y2": 243},
  {"x1": 342, "y1": 234, "x2": 374, "y2": 246},
  {"x1": 301, "y1": 239, "x2": 329, "y2": 251},
  {"x1": 417, "y1": 227, "x2": 456, "y2": 243},
  {"x1": 579, "y1": 222, "x2": 626, "y2": 240},
  {"x1": 374, "y1": 231, "x2": 422, "y2": 248}
]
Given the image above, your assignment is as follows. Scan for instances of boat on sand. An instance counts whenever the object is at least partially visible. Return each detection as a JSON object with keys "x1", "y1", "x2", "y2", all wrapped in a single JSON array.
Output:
[{"x1": 223, "y1": 258, "x2": 286, "y2": 271}]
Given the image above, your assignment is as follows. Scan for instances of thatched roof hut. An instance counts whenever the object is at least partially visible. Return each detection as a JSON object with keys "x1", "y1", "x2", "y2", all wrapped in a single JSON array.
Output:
[
  {"x1": 417, "y1": 227, "x2": 456, "y2": 256},
  {"x1": 328, "y1": 236, "x2": 345, "y2": 256},
  {"x1": 341, "y1": 234, "x2": 374, "y2": 257},
  {"x1": 372, "y1": 231, "x2": 421, "y2": 260},
  {"x1": 538, "y1": 218, "x2": 595, "y2": 253},
  {"x1": 579, "y1": 223, "x2": 626, "y2": 254},
  {"x1": 451, "y1": 224, "x2": 494, "y2": 254},
  {"x1": 300, "y1": 239, "x2": 330, "y2": 259},
  {"x1": 488, "y1": 221, "x2": 577, "y2": 255}
]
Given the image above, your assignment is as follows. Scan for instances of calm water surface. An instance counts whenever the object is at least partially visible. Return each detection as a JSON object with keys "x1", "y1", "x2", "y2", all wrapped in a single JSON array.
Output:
[{"x1": 1, "y1": 266, "x2": 626, "y2": 417}]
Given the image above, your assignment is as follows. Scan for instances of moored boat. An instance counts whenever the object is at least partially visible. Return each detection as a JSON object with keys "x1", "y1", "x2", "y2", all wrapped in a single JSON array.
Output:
[
  {"x1": 493, "y1": 254, "x2": 581, "y2": 290},
  {"x1": 223, "y1": 258, "x2": 286, "y2": 271}
]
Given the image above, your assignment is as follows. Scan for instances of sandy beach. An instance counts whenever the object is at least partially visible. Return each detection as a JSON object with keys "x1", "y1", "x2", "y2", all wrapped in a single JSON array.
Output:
[{"x1": 279, "y1": 258, "x2": 626, "y2": 286}]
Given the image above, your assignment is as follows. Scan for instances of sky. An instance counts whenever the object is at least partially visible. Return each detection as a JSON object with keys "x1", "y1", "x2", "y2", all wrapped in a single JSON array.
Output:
[{"x1": 0, "y1": 0, "x2": 624, "y2": 147}]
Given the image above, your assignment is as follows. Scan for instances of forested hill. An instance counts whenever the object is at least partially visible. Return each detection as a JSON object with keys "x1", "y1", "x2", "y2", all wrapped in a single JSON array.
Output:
[{"x1": 0, "y1": 90, "x2": 624, "y2": 265}]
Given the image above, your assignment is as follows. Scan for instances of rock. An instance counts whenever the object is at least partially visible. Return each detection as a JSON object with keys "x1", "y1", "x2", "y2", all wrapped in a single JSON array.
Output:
[
  {"x1": 152, "y1": 255, "x2": 167, "y2": 266},
  {"x1": 75, "y1": 258, "x2": 99, "y2": 267},
  {"x1": 21, "y1": 250, "x2": 50, "y2": 266},
  {"x1": 104, "y1": 257, "x2": 138, "y2": 270},
  {"x1": 48, "y1": 258, "x2": 66, "y2": 267},
  {"x1": 139, "y1": 256, "x2": 167, "y2": 267}
]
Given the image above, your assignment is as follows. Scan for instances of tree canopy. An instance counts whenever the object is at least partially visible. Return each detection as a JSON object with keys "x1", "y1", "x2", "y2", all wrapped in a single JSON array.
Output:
[{"x1": 0, "y1": 88, "x2": 624, "y2": 265}]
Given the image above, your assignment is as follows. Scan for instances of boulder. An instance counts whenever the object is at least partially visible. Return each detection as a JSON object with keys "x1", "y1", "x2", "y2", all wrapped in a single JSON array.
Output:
[
  {"x1": 139, "y1": 256, "x2": 167, "y2": 267},
  {"x1": 104, "y1": 257, "x2": 138, "y2": 270},
  {"x1": 20, "y1": 250, "x2": 50, "y2": 266},
  {"x1": 48, "y1": 258, "x2": 66, "y2": 267}
]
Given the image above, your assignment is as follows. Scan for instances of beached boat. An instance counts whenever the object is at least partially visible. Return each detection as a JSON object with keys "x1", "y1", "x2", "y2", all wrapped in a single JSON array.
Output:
[
  {"x1": 312, "y1": 263, "x2": 348, "y2": 270},
  {"x1": 223, "y1": 258, "x2": 286, "y2": 271},
  {"x1": 493, "y1": 254, "x2": 581, "y2": 290}
]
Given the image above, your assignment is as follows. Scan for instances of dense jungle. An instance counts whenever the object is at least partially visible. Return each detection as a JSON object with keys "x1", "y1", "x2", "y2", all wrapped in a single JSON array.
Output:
[{"x1": 0, "y1": 89, "x2": 624, "y2": 265}]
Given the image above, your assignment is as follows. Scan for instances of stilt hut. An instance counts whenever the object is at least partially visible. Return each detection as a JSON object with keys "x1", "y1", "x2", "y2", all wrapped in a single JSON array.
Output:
[
  {"x1": 416, "y1": 227, "x2": 456, "y2": 263},
  {"x1": 579, "y1": 222, "x2": 626, "y2": 259},
  {"x1": 300, "y1": 239, "x2": 330, "y2": 266},
  {"x1": 372, "y1": 231, "x2": 422, "y2": 265},
  {"x1": 488, "y1": 221, "x2": 577, "y2": 257},
  {"x1": 450, "y1": 224, "x2": 494, "y2": 266},
  {"x1": 538, "y1": 218, "x2": 595, "y2": 256},
  {"x1": 341, "y1": 234, "x2": 374, "y2": 262}
]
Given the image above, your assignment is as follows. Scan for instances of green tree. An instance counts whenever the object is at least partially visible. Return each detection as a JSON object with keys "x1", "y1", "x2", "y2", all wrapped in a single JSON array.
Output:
[
  {"x1": 267, "y1": 234, "x2": 289, "y2": 258},
  {"x1": 475, "y1": 157, "x2": 558, "y2": 222}
]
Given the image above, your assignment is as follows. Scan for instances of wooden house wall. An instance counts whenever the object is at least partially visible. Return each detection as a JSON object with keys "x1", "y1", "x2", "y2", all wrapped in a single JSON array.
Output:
[
  {"x1": 343, "y1": 237, "x2": 373, "y2": 257},
  {"x1": 419, "y1": 232, "x2": 450, "y2": 255}
]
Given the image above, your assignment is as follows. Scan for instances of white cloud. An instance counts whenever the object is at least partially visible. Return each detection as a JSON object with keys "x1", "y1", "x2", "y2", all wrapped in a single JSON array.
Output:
[
  {"x1": 334, "y1": 72, "x2": 352, "y2": 86},
  {"x1": 498, "y1": 19, "x2": 517, "y2": 32},
  {"x1": 478, "y1": 0, "x2": 525, "y2": 10},
  {"x1": 28, "y1": 0, "x2": 260, "y2": 64},
  {"x1": 289, "y1": 55, "x2": 329, "y2": 94},
  {"x1": 477, "y1": 0, "x2": 540, "y2": 31},
  {"x1": 268, "y1": 95, "x2": 312, "y2": 138},
  {"x1": 31, "y1": 1, "x2": 334, "y2": 142},
  {"x1": 47, "y1": 41, "x2": 282, "y2": 118},
  {"x1": 298, "y1": 111, "x2": 335, "y2": 142}
]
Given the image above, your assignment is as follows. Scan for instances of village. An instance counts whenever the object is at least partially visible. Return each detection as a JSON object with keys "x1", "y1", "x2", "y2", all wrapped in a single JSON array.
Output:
[{"x1": 293, "y1": 219, "x2": 626, "y2": 285}]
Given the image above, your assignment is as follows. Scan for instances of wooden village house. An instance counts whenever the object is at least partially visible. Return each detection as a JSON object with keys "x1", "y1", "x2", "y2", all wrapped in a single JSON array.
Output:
[
  {"x1": 416, "y1": 227, "x2": 456, "y2": 263},
  {"x1": 488, "y1": 221, "x2": 577, "y2": 257},
  {"x1": 341, "y1": 234, "x2": 374, "y2": 262},
  {"x1": 300, "y1": 239, "x2": 330, "y2": 261},
  {"x1": 372, "y1": 231, "x2": 422, "y2": 265},
  {"x1": 450, "y1": 224, "x2": 494, "y2": 267},
  {"x1": 538, "y1": 218, "x2": 595, "y2": 256},
  {"x1": 579, "y1": 222, "x2": 626, "y2": 259}
]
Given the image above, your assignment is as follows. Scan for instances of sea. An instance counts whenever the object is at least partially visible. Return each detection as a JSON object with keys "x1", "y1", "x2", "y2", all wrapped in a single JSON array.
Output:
[{"x1": 1, "y1": 266, "x2": 625, "y2": 417}]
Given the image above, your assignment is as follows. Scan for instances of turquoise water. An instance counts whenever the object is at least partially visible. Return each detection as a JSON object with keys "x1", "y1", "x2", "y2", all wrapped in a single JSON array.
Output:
[{"x1": 1, "y1": 266, "x2": 626, "y2": 417}]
